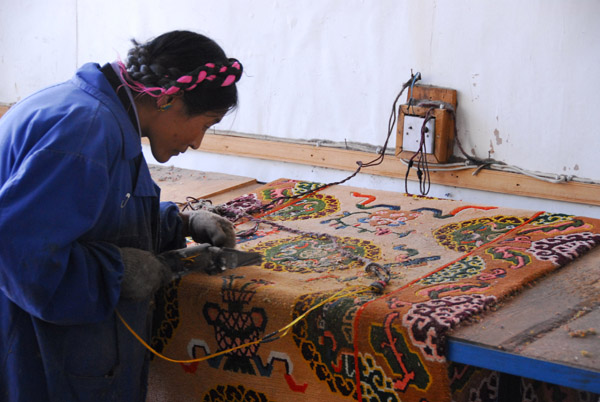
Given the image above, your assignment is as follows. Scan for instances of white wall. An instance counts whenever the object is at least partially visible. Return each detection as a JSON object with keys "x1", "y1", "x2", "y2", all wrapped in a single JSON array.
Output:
[
  {"x1": 0, "y1": 0, "x2": 77, "y2": 96},
  {"x1": 2, "y1": 1, "x2": 599, "y2": 217}
]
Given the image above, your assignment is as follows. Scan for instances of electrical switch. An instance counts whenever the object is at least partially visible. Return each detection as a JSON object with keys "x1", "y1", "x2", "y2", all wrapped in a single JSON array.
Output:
[{"x1": 402, "y1": 115, "x2": 435, "y2": 153}]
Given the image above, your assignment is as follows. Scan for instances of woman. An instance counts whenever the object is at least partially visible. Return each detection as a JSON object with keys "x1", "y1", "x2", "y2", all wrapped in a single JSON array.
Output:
[{"x1": 0, "y1": 30, "x2": 242, "y2": 401}]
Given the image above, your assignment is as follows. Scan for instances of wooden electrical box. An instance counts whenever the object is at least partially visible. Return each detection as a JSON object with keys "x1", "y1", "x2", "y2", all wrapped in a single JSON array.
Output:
[{"x1": 396, "y1": 85, "x2": 458, "y2": 163}]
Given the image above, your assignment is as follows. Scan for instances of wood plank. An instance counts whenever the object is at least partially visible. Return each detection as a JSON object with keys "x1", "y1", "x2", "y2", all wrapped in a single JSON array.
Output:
[
  {"x1": 522, "y1": 309, "x2": 600, "y2": 373},
  {"x1": 0, "y1": 105, "x2": 10, "y2": 119},
  {"x1": 409, "y1": 84, "x2": 458, "y2": 107},
  {"x1": 198, "y1": 134, "x2": 600, "y2": 207},
  {"x1": 149, "y1": 164, "x2": 257, "y2": 205}
]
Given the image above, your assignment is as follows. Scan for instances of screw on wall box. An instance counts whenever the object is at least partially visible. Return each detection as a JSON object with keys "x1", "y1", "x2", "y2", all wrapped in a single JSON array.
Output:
[{"x1": 395, "y1": 84, "x2": 458, "y2": 164}]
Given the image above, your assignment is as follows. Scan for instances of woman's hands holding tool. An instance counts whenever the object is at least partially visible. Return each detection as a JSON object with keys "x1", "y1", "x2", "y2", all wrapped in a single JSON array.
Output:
[
  {"x1": 119, "y1": 244, "x2": 262, "y2": 300},
  {"x1": 119, "y1": 211, "x2": 237, "y2": 300}
]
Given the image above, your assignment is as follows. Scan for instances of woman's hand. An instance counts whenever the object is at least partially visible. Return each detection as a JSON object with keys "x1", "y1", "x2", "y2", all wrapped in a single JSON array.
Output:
[{"x1": 180, "y1": 210, "x2": 236, "y2": 248}]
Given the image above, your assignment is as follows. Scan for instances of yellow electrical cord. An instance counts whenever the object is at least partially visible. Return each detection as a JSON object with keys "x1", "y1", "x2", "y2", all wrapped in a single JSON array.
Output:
[{"x1": 117, "y1": 286, "x2": 374, "y2": 364}]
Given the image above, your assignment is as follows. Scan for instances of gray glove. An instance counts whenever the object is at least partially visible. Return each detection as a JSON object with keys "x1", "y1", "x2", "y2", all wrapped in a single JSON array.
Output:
[
  {"x1": 183, "y1": 210, "x2": 236, "y2": 248},
  {"x1": 119, "y1": 247, "x2": 171, "y2": 301}
]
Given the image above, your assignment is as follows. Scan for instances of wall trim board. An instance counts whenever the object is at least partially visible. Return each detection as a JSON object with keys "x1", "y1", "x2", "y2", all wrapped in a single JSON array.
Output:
[{"x1": 197, "y1": 134, "x2": 599, "y2": 207}]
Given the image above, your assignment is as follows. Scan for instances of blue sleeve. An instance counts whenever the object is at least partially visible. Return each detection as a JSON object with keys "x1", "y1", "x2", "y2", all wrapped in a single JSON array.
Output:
[
  {"x1": 0, "y1": 147, "x2": 122, "y2": 325},
  {"x1": 158, "y1": 201, "x2": 186, "y2": 252}
]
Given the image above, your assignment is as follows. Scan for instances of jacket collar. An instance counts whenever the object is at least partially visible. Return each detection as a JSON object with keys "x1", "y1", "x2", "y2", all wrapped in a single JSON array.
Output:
[{"x1": 71, "y1": 63, "x2": 141, "y2": 160}]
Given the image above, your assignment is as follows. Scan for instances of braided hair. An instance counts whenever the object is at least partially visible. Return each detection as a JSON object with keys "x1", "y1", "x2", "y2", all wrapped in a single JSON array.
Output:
[{"x1": 120, "y1": 30, "x2": 242, "y2": 115}]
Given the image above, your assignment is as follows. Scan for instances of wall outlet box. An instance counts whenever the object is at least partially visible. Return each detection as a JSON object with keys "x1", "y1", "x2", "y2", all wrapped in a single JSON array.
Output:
[
  {"x1": 396, "y1": 84, "x2": 458, "y2": 163},
  {"x1": 402, "y1": 115, "x2": 435, "y2": 153}
]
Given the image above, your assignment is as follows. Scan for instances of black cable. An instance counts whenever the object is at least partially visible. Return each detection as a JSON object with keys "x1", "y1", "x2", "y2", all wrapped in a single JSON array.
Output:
[
  {"x1": 256, "y1": 71, "x2": 422, "y2": 213},
  {"x1": 405, "y1": 106, "x2": 435, "y2": 196},
  {"x1": 404, "y1": 159, "x2": 413, "y2": 194}
]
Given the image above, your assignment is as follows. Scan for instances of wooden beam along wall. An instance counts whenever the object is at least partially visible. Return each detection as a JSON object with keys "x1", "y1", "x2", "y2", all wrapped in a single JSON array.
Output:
[{"x1": 199, "y1": 134, "x2": 600, "y2": 207}]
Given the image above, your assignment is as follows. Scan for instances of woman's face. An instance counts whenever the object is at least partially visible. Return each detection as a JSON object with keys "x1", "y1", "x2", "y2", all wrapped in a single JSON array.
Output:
[{"x1": 141, "y1": 99, "x2": 225, "y2": 163}]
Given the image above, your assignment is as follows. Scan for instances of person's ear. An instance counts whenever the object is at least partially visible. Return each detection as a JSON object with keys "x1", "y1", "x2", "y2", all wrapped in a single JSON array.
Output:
[{"x1": 157, "y1": 96, "x2": 175, "y2": 112}]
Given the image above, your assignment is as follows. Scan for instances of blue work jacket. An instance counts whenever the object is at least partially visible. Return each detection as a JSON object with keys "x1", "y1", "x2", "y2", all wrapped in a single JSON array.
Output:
[{"x1": 0, "y1": 63, "x2": 185, "y2": 401}]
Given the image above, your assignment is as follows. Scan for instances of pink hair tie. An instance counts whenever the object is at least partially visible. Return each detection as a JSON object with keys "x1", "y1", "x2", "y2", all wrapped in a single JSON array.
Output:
[
  {"x1": 117, "y1": 58, "x2": 242, "y2": 96},
  {"x1": 221, "y1": 75, "x2": 237, "y2": 87},
  {"x1": 164, "y1": 86, "x2": 180, "y2": 96},
  {"x1": 195, "y1": 70, "x2": 208, "y2": 83},
  {"x1": 176, "y1": 75, "x2": 193, "y2": 84}
]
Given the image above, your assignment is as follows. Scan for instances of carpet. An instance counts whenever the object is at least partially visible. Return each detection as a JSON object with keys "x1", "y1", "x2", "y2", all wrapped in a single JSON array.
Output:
[{"x1": 147, "y1": 178, "x2": 600, "y2": 402}]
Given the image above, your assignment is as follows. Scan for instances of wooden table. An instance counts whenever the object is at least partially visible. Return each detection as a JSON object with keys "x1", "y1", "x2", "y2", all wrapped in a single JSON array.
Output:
[
  {"x1": 150, "y1": 166, "x2": 600, "y2": 397},
  {"x1": 149, "y1": 164, "x2": 261, "y2": 205},
  {"x1": 447, "y1": 245, "x2": 600, "y2": 394}
]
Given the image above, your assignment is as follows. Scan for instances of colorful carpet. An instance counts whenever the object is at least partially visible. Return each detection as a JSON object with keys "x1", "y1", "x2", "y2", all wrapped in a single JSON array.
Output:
[{"x1": 147, "y1": 179, "x2": 600, "y2": 402}]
